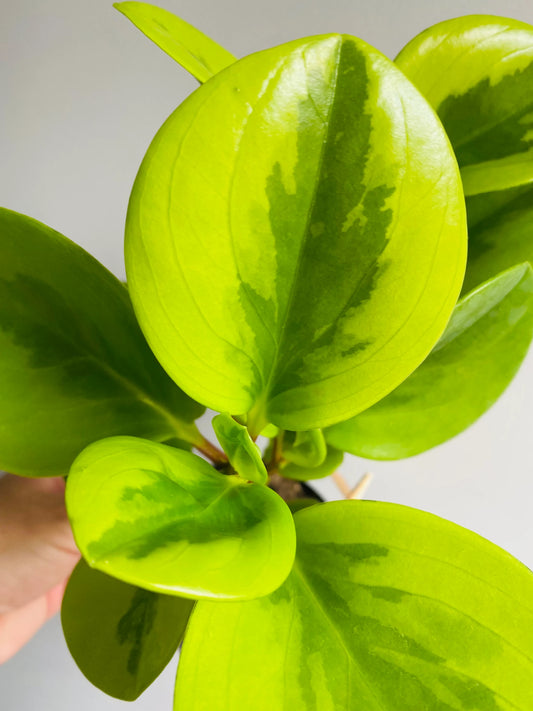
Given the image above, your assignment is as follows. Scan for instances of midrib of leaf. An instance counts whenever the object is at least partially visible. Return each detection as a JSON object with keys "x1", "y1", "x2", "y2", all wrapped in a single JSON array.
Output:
[
  {"x1": 97, "y1": 357, "x2": 198, "y2": 441},
  {"x1": 30, "y1": 311, "x2": 197, "y2": 443},
  {"x1": 250, "y1": 39, "x2": 343, "y2": 425},
  {"x1": 292, "y1": 559, "x2": 525, "y2": 711},
  {"x1": 292, "y1": 557, "x2": 385, "y2": 711},
  {"x1": 90, "y1": 480, "x2": 243, "y2": 561}
]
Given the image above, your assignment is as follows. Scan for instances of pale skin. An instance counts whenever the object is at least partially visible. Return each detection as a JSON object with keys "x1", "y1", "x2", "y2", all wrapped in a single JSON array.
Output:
[{"x1": 0, "y1": 475, "x2": 80, "y2": 664}]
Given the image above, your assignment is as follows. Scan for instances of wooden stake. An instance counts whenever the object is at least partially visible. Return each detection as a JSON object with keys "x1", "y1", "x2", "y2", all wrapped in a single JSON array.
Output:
[
  {"x1": 348, "y1": 472, "x2": 373, "y2": 500},
  {"x1": 331, "y1": 471, "x2": 351, "y2": 498}
]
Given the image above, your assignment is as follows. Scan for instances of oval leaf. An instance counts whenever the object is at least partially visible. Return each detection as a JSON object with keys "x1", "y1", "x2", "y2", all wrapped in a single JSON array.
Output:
[
  {"x1": 325, "y1": 263, "x2": 533, "y2": 459},
  {"x1": 66, "y1": 436, "x2": 295, "y2": 600},
  {"x1": 125, "y1": 34, "x2": 466, "y2": 433},
  {"x1": 62, "y1": 560, "x2": 193, "y2": 701},
  {"x1": 0, "y1": 208, "x2": 202, "y2": 477},
  {"x1": 212, "y1": 413, "x2": 267, "y2": 484},
  {"x1": 114, "y1": 2, "x2": 236, "y2": 82},
  {"x1": 175, "y1": 501, "x2": 533, "y2": 710},
  {"x1": 396, "y1": 15, "x2": 533, "y2": 291}
]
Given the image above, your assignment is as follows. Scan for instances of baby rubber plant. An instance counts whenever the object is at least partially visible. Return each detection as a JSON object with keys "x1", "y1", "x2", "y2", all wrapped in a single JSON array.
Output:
[{"x1": 2, "y1": 4, "x2": 533, "y2": 709}]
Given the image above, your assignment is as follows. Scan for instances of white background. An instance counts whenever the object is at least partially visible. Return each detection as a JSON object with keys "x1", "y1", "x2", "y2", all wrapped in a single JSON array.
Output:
[{"x1": 1, "y1": 0, "x2": 532, "y2": 708}]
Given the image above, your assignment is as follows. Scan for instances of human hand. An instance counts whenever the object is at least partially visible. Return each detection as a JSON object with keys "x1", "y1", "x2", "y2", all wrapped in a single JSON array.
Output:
[{"x1": 0, "y1": 475, "x2": 80, "y2": 663}]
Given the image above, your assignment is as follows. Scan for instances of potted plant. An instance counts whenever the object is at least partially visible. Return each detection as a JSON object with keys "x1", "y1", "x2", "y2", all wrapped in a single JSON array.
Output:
[{"x1": 1, "y1": 3, "x2": 532, "y2": 708}]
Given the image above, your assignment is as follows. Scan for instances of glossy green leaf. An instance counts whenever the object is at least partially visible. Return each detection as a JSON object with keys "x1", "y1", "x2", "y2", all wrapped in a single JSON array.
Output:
[
  {"x1": 280, "y1": 443, "x2": 343, "y2": 481},
  {"x1": 62, "y1": 560, "x2": 193, "y2": 701},
  {"x1": 175, "y1": 501, "x2": 533, "y2": 710},
  {"x1": 282, "y1": 429, "x2": 327, "y2": 468},
  {"x1": 114, "y1": 2, "x2": 236, "y2": 82},
  {"x1": 396, "y1": 15, "x2": 533, "y2": 291},
  {"x1": 212, "y1": 413, "x2": 267, "y2": 484},
  {"x1": 463, "y1": 186, "x2": 533, "y2": 294},
  {"x1": 326, "y1": 263, "x2": 533, "y2": 459},
  {"x1": 126, "y1": 34, "x2": 466, "y2": 433},
  {"x1": 461, "y1": 149, "x2": 533, "y2": 197},
  {"x1": 66, "y1": 436, "x2": 295, "y2": 600},
  {"x1": 0, "y1": 208, "x2": 203, "y2": 477}
]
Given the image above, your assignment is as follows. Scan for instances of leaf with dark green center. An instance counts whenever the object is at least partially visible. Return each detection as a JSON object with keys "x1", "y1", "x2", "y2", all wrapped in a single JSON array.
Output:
[
  {"x1": 396, "y1": 15, "x2": 533, "y2": 291},
  {"x1": 114, "y1": 2, "x2": 236, "y2": 82},
  {"x1": 280, "y1": 443, "x2": 343, "y2": 481},
  {"x1": 212, "y1": 413, "x2": 267, "y2": 484},
  {"x1": 125, "y1": 34, "x2": 466, "y2": 433},
  {"x1": 61, "y1": 560, "x2": 193, "y2": 701},
  {"x1": 0, "y1": 208, "x2": 203, "y2": 477},
  {"x1": 282, "y1": 429, "x2": 327, "y2": 468},
  {"x1": 66, "y1": 436, "x2": 295, "y2": 600},
  {"x1": 325, "y1": 263, "x2": 533, "y2": 459},
  {"x1": 174, "y1": 501, "x2": 533, "y2": 710}
]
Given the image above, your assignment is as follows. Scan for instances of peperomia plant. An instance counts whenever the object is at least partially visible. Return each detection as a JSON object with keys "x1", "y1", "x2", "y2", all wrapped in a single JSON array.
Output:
[{"x1": 2, "y1": 4, "x2": 533, "y2": 708}]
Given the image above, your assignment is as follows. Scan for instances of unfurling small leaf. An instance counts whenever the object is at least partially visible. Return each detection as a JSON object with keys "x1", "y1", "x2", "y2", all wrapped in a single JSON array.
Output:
[{"x1": 212, "y1": 413, "x2": 267, "y2": 484}]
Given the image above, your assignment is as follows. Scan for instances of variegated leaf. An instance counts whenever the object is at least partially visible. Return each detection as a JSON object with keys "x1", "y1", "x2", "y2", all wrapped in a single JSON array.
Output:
[
  {"x1": 62, "y1": 560, "x2": 193, "y2": 700},
  {"x1": 396, "y1": 15, "x2": 533, "y2": 292},
  {"x1": 325, "y1": 263, "x2": 533, "y2": 459},
  {"x1": 66, "y1": 437, "x2": 295, "y2": 600},
  {"x1": 175, "y1": 501, "x2": 533, "y2": 710},
  {"x1": 0, "y1": 208, "x2": 203, "y2": 477},
  {"x1": 126, "y1": 34, "x2": 466, "y2": 433}
]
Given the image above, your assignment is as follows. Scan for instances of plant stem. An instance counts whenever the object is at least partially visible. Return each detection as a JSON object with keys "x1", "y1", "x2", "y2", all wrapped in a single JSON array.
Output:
[
  {"x1": 194, "y1": 435, "x2": 228, "y2": 465},
  {"x1": 265, "y1": 431, "x2": 284, "y2": 475}
]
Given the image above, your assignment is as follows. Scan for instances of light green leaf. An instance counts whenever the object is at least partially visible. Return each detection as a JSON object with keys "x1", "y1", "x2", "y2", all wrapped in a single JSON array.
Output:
[
  {"x1": 126, "y1": 34, "x2": 466, "y2": 433},
  {"x1": 280, "y1": 443, "x2": 343, "y2": 481},
  {"x1": 463, "y1": 186, "x2": 533, "y2": 294},
  {"x1": 114, "y1": 2, "x2": 236, "y2": 82},
  {"x1": 62, "y1": 560, "x2": 193, "y2": 701},
  {"x1": 396, "y1": 15, "x2": 533, "y2": 291},
  {"x1": 325, "y1": 263, "x2": 533, "y2": 459},
  {"x1": 66, "y1": 436, "x2": 295, "y2": 600},
  {"x1": 175, "y1": 501, "x2": 533, "y2": 710},
  {"x1": 212, "y1": 413, "x2": 267, "y2": 484},
  {"x1": 0, "y1": 208, "x2": 203, "y2": 477},
  {"x1": 282, "y1": 429, "x2": 327, "y2": 468},
  {"x1": 461, "y1": 149, "x2": 533, "y2": 197}
]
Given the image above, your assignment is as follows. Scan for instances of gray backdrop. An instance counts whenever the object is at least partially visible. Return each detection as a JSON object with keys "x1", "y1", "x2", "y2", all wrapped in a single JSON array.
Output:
[{"x1": 1, "y1": 0, "x2": 532, "y2": 709}]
